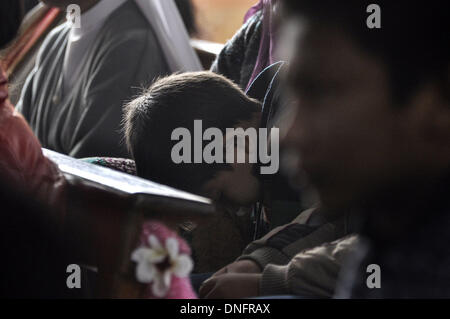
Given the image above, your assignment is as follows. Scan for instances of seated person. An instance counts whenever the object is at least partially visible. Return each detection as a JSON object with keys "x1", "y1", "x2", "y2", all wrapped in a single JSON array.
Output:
[
  {"x1": 0, "y1": 1, "x2": 196, "y2": 299},
  {"x1": 3, "y1": 0, "x2": 198, "y2": 105},
  {"x1": 123, "y1": 71, "x2": 340, "y2": 277},
  {"x1": 281, "y1": 0, "x2": 450, "y2": 298},
  {"x1": 16, "y1": 0, "x2": 199, "y2": 158},
  {"x1": 124, "y1": 71, "x2": 263, "y2": 272},
  {"x1": 0, "y1": 1, "x2": 65, "y2": 212},
  {"x1": 211, "y1": 0, "x2": 280, "y2": 91}
]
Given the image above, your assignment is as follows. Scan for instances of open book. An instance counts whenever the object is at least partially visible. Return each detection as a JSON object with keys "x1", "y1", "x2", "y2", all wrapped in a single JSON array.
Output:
[{"x1": 43, "y1": 149, "x2": 215, "y2": 218}]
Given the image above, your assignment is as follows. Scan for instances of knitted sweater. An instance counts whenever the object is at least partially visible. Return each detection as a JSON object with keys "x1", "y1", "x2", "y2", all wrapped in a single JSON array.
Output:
[{"x1": 237, "y1": 208, "x2": 357, "y2": 297}]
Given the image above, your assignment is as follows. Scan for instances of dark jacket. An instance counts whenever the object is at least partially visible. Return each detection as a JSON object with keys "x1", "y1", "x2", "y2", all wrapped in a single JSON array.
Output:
[{"x1": 336, "y1": 179, "x2": 450, "y2": 298}]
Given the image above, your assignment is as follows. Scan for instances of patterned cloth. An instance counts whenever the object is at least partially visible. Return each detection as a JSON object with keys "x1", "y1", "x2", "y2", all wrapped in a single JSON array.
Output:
[{"x1": 83, "y1": 157, "x2": 137, "y2": 175}]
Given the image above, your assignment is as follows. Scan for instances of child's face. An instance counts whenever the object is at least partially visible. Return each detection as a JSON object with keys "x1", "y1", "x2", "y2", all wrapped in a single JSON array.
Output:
[
  {"x1": 201, "y1": 113, "x2": 263, "y2": 209},
  {"x1": 202, "y1": 162, "x2": 261, "y2": 209},
  {"x1": 281, "y1": 20, "x2": 450, "y2": 210}
]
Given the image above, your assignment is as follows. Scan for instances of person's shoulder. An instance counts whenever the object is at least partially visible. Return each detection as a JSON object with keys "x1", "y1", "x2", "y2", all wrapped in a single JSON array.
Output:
[
  {"x1": 36, "y1": 23, "x2": 69, "y2": 63},
  {"x1": 242, "y1": 11, "x2": 263, "y2": 42},
  {"x1": 102, "y1": 1, "x2": 154, "y2": 38},
  {"x1": 96, "y1": 1, "x2": 160, "y2": 53},
  {"x1": 44, "y1": 22, "x2": 70, "y2": 43},
  {"x1": 225, "y1": 10, "x2": 262, "y2": 48}
]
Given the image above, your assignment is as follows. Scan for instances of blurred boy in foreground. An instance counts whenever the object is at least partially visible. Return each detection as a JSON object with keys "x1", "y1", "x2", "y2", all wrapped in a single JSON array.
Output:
[
  {"x1": 282, "y1": 0, "x2": 450, "y2": 297},
  {"x1": 201, "y1": 0, "x2": 450, "y2": 298}
]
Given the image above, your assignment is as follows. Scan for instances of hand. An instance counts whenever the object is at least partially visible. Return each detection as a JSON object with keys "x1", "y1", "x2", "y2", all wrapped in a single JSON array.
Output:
[
  {"x1": 199, "y1": 273, "x2": 261, "y2": 299},
  {"x1": 212, "y1": 260, "x2": 262, "y2": 277}
]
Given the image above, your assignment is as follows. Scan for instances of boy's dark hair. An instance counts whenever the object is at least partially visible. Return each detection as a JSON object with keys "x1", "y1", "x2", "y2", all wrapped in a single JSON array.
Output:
[
  {"x1": 283, "y1": 0, "x2": 450, "y2": 104},
  {"x1": 124, "y1": 71, "x2": 261, "y2": 194}
]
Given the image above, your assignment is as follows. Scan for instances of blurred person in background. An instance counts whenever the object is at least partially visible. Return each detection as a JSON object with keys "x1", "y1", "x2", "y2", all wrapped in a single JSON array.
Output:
[
  {"x1": 16, "y1": 0, "x2": 200, "y2": 159},
  {"x1": 212, "y1": 0, "x2": 280, "y2": 91},
  {"x1": 2, "y1": 0, "x2": 197, "y2": 105}
]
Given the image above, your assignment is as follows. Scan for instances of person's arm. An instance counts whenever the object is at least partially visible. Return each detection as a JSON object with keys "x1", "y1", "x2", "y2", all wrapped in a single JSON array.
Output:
[
  {"x1": 236, "y1": 208, "x2": 348, "y2": 269},
  {"x1": 259, "y1": 235, "x2": 359, "y2": 298},
  {"x1": 207, "y1": 208, "x2": 348, "y2": 280},
  {"x1": 199, "y1": 235, "x2": 359, "y2": 299},
  {"x1": 68, "y1": 29, "x2": 169, "y2": 158},
  {"x1": 0, "y1": 98, "x2": 66, "y2": 227}
]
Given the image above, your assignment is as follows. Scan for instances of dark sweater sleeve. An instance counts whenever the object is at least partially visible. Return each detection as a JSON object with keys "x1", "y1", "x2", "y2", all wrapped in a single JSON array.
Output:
[
  {"x1": 210, "y1": 11, "x2": 262, "y2": 89},
  {"x1": 260, "y1": 235, "x2": 360, "y2": 298},
  {"x1": 237, "y1": 209, "x2": 349, "y2": 270}
]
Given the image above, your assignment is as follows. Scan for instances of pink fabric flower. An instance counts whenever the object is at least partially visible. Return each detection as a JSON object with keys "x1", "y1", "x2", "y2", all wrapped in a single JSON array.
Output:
[{"x1": 131, "y1": 221, "x2": 197, "y2": 299}]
